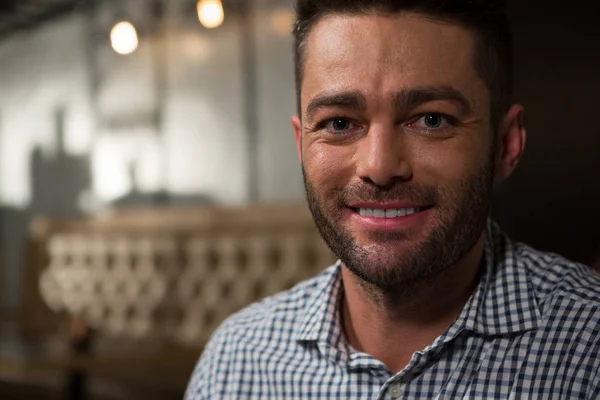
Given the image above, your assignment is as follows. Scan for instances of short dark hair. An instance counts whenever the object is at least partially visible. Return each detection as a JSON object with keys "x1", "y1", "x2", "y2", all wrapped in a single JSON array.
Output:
[{"x1": 293, "y1": 0, "x2": 512, "y2": 131}]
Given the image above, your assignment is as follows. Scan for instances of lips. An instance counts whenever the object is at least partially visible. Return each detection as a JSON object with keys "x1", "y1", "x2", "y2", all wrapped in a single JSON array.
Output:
[
  {"x1": 346, "y1": 203, "x2": 433, "y2": 232},
  {"x1": 348, "y1": 202, "x2": 433, "y2": 217},
  {"x1": 355, "y1": 206, "x2": 431, "y2": 218}
]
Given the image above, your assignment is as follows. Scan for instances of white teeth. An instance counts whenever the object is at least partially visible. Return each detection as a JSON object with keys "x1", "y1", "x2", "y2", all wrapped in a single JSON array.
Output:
[{"x1": 358, "y1": 207, "x2": 426, "y2": 218}]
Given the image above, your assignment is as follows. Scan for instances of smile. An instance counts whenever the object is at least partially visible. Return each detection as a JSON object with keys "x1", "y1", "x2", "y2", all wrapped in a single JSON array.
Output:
[{"x1": 356, "y1": 207, "x2": 431, "y2": 218}]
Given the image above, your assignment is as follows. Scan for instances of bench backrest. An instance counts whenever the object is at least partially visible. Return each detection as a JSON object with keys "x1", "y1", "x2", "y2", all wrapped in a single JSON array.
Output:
[{"x1": 30, "y1": 204, "x2": 335, "y2": 349}]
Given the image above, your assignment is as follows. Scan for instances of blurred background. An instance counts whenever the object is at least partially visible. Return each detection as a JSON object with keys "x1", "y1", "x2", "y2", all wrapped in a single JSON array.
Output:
[{"x1": 0, "y1": 0, "x2": 598, "y2": 398}]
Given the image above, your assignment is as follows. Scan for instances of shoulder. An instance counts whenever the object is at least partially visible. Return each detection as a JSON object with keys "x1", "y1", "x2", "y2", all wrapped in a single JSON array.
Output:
[
  {"x1": 184, "y1": 265, "x2": 336, "y2": 399},
  {"x1": 215, "y1": 264, "x2": 334, "y2": 339},
  {"x1": 514, "y1": 241, "x2": 600, "y2": 353},
  {"x1": 517, "y1": 245, "x2": 600, "y2": 392},
  {"x1": 516, "y1": 241, "x2": 600, "y2": 307}
]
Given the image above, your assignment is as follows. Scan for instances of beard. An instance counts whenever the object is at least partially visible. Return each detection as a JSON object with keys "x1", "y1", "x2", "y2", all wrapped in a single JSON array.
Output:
[{"x1": 303, "y1": 158, "x2": 494, "y2": 298}]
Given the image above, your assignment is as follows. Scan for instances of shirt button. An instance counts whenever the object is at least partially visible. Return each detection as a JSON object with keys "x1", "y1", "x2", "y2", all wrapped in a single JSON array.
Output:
[{"x1": 389, "y1": 383, "x2": 403, "y2": 399}]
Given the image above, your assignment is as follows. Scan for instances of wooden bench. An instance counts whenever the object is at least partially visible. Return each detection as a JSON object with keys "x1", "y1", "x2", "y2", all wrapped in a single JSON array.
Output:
[{"x1": 1, "y1": 203, "x2": 335, "y2": 399}]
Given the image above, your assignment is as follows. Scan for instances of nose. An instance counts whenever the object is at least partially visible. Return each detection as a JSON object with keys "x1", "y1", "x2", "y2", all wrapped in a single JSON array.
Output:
[{"x1": 355, "y1": 123, "x2": 412, "y2": 187}]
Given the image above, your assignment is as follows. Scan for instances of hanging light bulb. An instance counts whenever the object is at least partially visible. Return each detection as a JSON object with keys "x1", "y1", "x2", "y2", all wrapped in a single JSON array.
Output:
[
  {"x1": 110, "y1": 21, "x2": 139, "y2": 55},
  {"x1": 197, "y1": 0, "x2": 224, "y2": 29}
]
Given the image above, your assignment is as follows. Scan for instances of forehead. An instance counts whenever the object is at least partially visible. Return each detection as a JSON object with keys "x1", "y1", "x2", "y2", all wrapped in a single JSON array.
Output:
[{"x1": 301, "y1": 12, "x2": 487, "y2": 112}]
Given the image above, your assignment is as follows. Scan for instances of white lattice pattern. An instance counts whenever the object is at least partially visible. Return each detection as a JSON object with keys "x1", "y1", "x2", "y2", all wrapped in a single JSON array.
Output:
[{"x1": 37, "y1": 206, "x2": 335, "y2": 347}]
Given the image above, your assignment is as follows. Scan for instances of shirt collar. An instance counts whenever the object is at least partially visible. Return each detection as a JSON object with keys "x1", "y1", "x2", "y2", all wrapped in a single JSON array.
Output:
[
  {"x1": 294, "y1": 220, "x2": 542, "y2": 347},
  {"x1": 463, "y1": 221, "x2": 542, "y2": 335},
  {"x1": 294, "y1": 261, "x2": 343, "y2": 343}
]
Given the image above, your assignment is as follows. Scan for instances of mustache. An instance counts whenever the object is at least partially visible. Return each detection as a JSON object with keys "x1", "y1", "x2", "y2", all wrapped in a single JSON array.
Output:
[{"x1": 338, "y1": 182, "x2": 439, "y2": 205}]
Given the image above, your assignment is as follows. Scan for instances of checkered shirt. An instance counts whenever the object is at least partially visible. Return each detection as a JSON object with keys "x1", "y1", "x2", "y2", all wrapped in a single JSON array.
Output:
[{"x1": 185, "y1": 222, "x2": 600, "y2": 399}]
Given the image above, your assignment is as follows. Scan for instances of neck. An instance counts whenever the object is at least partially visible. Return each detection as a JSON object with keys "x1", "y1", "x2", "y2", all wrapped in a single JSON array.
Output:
[{"x1": 340, "y1": 233, "x2": 485, "y2": 373}]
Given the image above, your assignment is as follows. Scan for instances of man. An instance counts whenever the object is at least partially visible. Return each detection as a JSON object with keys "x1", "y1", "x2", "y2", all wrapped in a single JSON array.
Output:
[{"x1": 186, "y1": 0, "x2": 600, "y2": 398}]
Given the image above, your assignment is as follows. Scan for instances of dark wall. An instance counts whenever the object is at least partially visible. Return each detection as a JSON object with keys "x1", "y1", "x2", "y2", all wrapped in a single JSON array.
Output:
[{"x1": 506, "y1": 2, "x2": 600, "y2": 264}]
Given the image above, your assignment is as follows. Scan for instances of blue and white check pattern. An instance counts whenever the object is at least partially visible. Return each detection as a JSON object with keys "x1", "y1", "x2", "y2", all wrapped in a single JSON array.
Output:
[{"x1": 186, "y1": 222, "x2": 600, "y2": 399}]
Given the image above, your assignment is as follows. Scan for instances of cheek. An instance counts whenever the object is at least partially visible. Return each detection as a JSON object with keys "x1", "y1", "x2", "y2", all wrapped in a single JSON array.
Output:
[
  {"x1": 411, "y1": 137, "x2": 489, "y2": 192},
  {"x1": 303, "y1": 141, "x2": 355, "y2": 189}
]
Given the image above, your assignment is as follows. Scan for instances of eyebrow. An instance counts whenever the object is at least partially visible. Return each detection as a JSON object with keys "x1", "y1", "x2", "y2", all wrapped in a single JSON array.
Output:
[
  {"x1": 304, "y1": 86, "x2": 473, "y2": 122},
  {"x1": 393, "y1": 86, "x2": 473, "y2": 115},
  {"x1": 305, "y1": 91, "x2": 367, "y2": 123}
]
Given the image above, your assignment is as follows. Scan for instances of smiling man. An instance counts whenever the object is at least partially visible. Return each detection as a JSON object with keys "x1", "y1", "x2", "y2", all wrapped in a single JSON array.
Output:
[{"x1": 186, "y1": 1, "x2": 600, "y2": 399}]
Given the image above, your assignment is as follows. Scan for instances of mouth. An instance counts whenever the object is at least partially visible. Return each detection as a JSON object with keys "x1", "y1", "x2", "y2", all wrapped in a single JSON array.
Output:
[
  {"x1": 346, "y1": 203, "x2": 434, "y2": 232},
  {"x1": 348, "y1": 205, "x2": 434, "y2": 218}
]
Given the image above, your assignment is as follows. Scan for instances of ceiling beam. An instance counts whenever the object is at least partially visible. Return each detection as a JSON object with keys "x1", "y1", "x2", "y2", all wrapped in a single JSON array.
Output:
[{"x1": 0, "y1": 0, "x2": 86, "y2": 41}]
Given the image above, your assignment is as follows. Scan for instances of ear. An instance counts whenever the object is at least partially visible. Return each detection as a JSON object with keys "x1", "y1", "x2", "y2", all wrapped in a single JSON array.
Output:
[
  {"x1": 494, "y1": 104, "x2": 526, "y2": 181},
  {"x1": 291, "y1": 114, "x2": 303, "y2": 163}
]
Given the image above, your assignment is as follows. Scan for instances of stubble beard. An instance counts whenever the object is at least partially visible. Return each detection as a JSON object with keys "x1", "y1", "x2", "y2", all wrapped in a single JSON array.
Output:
[{"x1": 303, "y1": 160, "x2": 494, "y2": 302}]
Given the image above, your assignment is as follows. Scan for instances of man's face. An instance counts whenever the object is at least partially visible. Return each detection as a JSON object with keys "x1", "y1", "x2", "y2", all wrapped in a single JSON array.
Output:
[{"x1": 293, "y1": 13, "x2": 497, "y2": 291}]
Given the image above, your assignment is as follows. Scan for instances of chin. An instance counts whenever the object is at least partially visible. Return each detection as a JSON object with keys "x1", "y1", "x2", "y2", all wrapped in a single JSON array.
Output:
[{"x1": 340, "y1": 228, "x2": 454, "y2": 290}]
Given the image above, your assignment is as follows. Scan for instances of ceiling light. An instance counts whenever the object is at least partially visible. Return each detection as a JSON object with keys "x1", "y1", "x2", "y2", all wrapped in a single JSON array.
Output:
[
  {"x1": 110, "y1": 21, "x2": 139, "y2": 55},
  {"x1": 197, "y1": 0, "x2": 225, "y2": 29}
]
